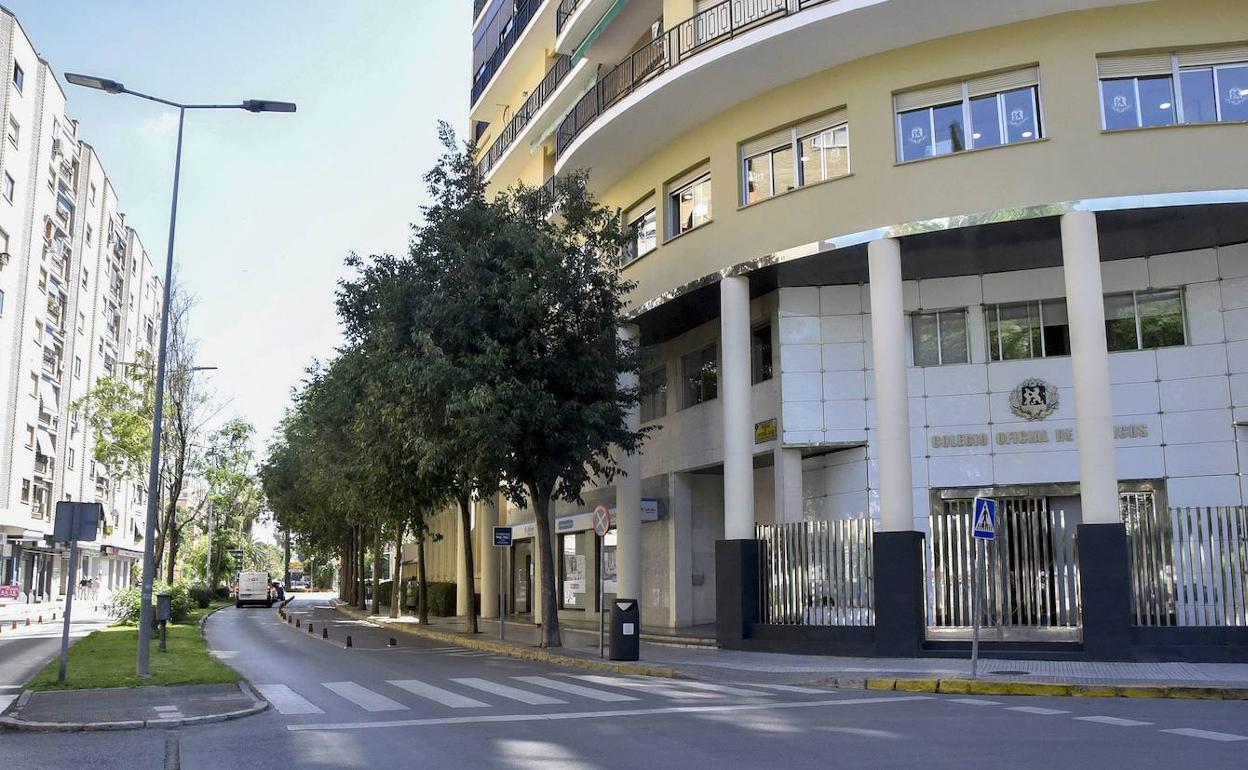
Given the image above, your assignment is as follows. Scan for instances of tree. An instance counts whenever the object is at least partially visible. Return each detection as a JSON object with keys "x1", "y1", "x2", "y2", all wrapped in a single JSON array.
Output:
[
  {"x1": 202, "y1": 418, "x2": 263, "y2": 590},
  {"x1": 73, "y1": 349, "x2": 155, "y2": 485}
]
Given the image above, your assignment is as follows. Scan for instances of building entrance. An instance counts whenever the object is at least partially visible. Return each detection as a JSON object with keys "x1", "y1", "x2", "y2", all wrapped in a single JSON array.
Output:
[{"x1": 512, "y1": 541, "x2": 533, "y2": 617}]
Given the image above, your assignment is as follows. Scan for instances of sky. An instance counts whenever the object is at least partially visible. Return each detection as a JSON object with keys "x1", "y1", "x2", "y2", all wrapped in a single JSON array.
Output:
[{"x1": 7, "y1": 1, "x2": 469, "y2": 451}]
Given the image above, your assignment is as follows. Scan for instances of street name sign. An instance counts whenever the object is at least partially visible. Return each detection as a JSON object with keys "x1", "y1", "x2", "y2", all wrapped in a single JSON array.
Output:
[
  {"x1": 972, "y1": 497, "x2": 997, "y2": 540},
  {"x1": 493, "y1": 526, "x2": 513, "y2": 547}
]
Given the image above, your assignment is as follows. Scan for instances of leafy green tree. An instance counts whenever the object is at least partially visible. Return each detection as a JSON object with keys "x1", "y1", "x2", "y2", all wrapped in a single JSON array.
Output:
[{"x1": 73, "y1": 349, "x2": 155, "y2": 484}]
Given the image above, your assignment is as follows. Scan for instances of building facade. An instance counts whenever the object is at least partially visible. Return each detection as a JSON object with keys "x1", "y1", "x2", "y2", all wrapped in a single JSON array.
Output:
[
  {"x1": 451, "y1": 0, "x2": 1248, "y2": 659},
  {"x1": 0, "y1": 7, "x2": 160, "y2": 605}
]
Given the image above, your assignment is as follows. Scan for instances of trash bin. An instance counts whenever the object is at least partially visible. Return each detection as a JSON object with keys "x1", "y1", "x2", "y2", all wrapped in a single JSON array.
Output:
[
  {"x1": 609, "y1": 599, "x2": 640, "y2": 661},
  {"x1": 156, "y1": 593, "x2": 172, "y2": 622}
]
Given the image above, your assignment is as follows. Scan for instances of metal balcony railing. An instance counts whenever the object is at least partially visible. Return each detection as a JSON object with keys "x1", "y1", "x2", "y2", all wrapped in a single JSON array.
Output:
[
  {"x1": 478, "y1": 54, "x2": 573, "y2": 176},
  {"x1": 474, "y1": 0, "x2": 489, "y2": 19},
  {"x1": 472, "y1": 0, "x2": 543, "y2": 106},
  {"x1": 556, "y1": 0, "x2": 583, "y2": 34},
  {"x1": 556, "y1": 0, "x2": 828, "y2": 160}
]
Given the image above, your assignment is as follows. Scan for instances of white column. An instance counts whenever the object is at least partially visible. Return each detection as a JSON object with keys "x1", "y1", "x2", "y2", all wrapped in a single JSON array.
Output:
[
  {"x1": 616, "y1": 324, "x2": 643, "y2": 600},
  {"x1": 721, "y1": 275, "x2": 755, "y2": 539},
  {"x1": 1061, "y1": 211, "x2": 1119, "y2": 524},
  {"x1": 479, "y1": 496, "x2": 500, "y2": 618},
  {"x1": 667, "y1": 472, "x2": 693, "y2": 627},
  {"x1": 773, "y1": 447, "x2": 805, "y2": 524},
  {"x1": 455, "y1": 511, "x2": 471, "y2": 617},
  {"x1": 868, "y1": 238, "x2": 914, "y2": 532}
]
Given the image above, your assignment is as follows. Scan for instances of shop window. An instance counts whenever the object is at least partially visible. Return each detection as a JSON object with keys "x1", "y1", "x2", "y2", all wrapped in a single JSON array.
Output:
[
  {"x1": 740, "y1": 110, "x2": 848, "y2": 206},
  {"x1": 681, "y1": 343, "x2": 718, "y2": 408},
  {"x1": 751, "y1": 323, "x2": 773, "y2": 383},
  {"x1": 911, "y1": 309, "x2": 969, "y2": 367},
  {"x1": 667, "y1": 170, "x2": 711, "y2": 238},
  {"x1": 895, "y1": 67, "x2": 1041, "y2": 161},
  {"x1": 559, "y1": 533, "x2": 586, "y2": 610},
  {"x1": 639, "y1": 366, "x2": 668, "y2": 423},
  {"x1": 1105, "y1": 289, "x2": 1186, "y2": 351},
  {"x1": 622, "y1": 200, "x2": 656, "y2": 265},
  {"x1": 1098, "y1": 46, "x2": 1248, "y2": 129},
  {"x1": 987, "y1": 299, "x2": 1070, "y2": 361}
]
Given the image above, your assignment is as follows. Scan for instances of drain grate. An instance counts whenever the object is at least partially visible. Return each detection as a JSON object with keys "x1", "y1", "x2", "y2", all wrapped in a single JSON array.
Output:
[{"x1": 989, "y1": 670, "x2": 1031, "y2": 677}]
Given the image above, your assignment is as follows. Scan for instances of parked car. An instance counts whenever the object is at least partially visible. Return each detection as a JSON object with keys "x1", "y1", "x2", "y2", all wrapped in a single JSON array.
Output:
[{"x1": 290, "y1": 578, "x2": 310, "y2": 592}]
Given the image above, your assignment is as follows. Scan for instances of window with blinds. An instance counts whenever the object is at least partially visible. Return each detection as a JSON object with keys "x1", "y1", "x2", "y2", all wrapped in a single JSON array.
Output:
[
  {"x1": 1098, "y1": 43, "x2": 1248, "y2": 129},
  {"x1": 739, "y1": 109, "x2": 849, "y2": 206},
  {"x1": 622, "y1": 196, "x2": 657, "y2": 265},
  {"x1": 894, "y1": 67, "x2": 1041, "y2": 162}
]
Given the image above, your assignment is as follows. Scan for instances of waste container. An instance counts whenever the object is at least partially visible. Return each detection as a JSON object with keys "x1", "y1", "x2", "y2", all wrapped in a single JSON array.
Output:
[
  {"x1": 156, "y1": 593, "x2": 172, "y2": 622},
  {"x1": 609, "y1": 599, "x2": 640, "y2": 661}
]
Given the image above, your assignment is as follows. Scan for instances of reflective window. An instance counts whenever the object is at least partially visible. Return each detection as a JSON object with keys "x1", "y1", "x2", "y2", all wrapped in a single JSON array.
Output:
[
  {"x1": 1180, "y1": 68, "x2": 1218, "y2": 123},
  {"x1": 1101, "y1": 77, "x2": 1140, "y2": 130},
  {"x1": 1219, "y1": 64, "x2": 1248, "y2": 122},
  {"x1": 681, "y1": 344, "x2": 718, "y2": 408},
  {"x1": 669, "y1": 174, "x2": 712, "y2": 237},
  {"x1": 969, "y1": 94, "x2": 1002, "y2": 148},
  {"x1": 639, "y1": 366, "x2": 668, "y2": 423},
  {"x1": 623, "y1": 207, "x2": 656, "y2": 264},
  {"x1": 1104, "y1": 290, "x2": 1186, "y2": 351},
  {"x1": 1101, "y1": 54, "x2": 1248, "y2": 128},
  {"x1": 1138, "y1": 75, "x2": 1177, "y2": 127},
  {"x1": 912, "y1": 309, "x2": 969, "y2": 367},
  {"x1": 932, "y1": 103, "x2": 967, "y2": 156},
  {"x1": 899, "y1": 81, "x2": 1040, "y2": 161},
  {"x1": 798, "y1": 125, "x2": 849, "y2": 184},
  {"x1": 1002, "y1": 87, "x2": 1039, "y2": 143},
  {"x1": 751, "y1": 324, "x2": 773, "y2": 384},
  {"x1": 988, "y1": 300, "x2": 1069, "y2": 361},
  {"x1": 898, "y1": 108, "x2": 933, "y2": 162}
]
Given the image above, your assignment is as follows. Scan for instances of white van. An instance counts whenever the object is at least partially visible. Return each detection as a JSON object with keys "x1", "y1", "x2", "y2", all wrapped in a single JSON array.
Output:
[{"x1": 236, "y1": 571, "x2": 273, "y2": 608}]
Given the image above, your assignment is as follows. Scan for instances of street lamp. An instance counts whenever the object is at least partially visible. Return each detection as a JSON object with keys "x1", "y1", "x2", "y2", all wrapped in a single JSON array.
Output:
[{"x1": 65, "y1": 73, "x2": 294, "y2": 678}]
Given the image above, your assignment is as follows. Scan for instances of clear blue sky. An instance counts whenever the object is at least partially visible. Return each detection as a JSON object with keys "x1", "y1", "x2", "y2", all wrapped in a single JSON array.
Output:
[{"x1": 8, "y1": 0, "x2": 469, "y2": 446}]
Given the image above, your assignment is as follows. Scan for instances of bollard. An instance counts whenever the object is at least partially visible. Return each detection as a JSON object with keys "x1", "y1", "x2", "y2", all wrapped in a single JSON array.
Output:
[
  {"x1": 25, "y1": 618, "x2": 30, "y2": 626},
  {"x1": 51, "y1": 613, "x2": 56, "y2": 621},
  {"x1": 295, "y1": 618, "x2": 301, "y2": 628},
  {"x1": 287, "y1": 614, "x2": 293, "y2": 624},
  {"x1": 10, "y1": 620, "x2": 16, "y2": 629},
  {"x1": 38, "y1": 615, "x2": 43, "y2": 624},
  {"x1": 346, "y1": 635, "x2": 352, "y2": 648},
  {"x1": 308, "y1": 623, "x2": 314, "y2": 634},
  {"x1": 322, "y1": 628, "x2": 328, "y2": 639},
  {"x1": 387, "y1": 638, "x2": 396, "y2": 648}
]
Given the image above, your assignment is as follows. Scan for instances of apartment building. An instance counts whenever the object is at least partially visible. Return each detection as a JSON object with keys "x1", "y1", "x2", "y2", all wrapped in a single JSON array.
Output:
[
  {"x1": 441, "y1": 0, "x2": 1248, "y2": 662},
  {"x1": 0, "y1": 8, "x2": 160, "y2": 604}
]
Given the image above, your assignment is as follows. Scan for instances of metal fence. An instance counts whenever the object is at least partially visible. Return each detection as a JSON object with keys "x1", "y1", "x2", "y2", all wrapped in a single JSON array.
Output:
[
  {"x1": 1128, "y1": 504, "x2": 1248, "y2": 627},
  {"x1": 756, "y1": 517, "x2": 874, "y2": 626},
  {"x1": 927, "y1": 498, "x2": 1080, "y2": 629}
]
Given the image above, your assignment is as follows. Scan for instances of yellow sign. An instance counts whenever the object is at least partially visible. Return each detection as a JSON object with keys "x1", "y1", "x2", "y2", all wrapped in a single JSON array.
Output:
[{"x1": 754, "y1": 418, "x2": 778, "y2": 444}]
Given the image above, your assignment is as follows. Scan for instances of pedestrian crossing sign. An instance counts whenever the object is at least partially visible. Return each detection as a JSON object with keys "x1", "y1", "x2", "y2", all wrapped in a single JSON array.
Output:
[{"x1": 972, "y1": 497, "x2": 996, "y2": 540}]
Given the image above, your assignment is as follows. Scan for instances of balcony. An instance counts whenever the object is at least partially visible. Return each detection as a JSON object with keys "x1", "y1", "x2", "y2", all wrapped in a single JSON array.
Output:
[
  {"x1": 556, "y1": 0, "x2": 584, "y2": 34},
  {"x1": 478, "y1": 54, "x2": 575, "y2": 176},
  {"x1": 472, "y1": 0, "x2": 545, "y2": 107}
]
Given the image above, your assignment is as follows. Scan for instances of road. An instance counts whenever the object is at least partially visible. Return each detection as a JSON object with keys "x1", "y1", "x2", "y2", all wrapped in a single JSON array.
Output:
[
  {"x1": 0, "y1": 604, "x2": 111, "y2": 713},
  {"x1": 2, "y1": 594, "x2": 1247, "y2": 768}
]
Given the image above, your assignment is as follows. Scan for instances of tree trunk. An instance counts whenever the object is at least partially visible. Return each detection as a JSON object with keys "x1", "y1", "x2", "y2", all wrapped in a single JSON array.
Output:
[
  {"x1": 457, "y1": 490, "x2": 478, "y2": 633},
  {"x1": 370, "y1": 527, "x2": 382, "y2": 615},
  {"x1": 417, "y1": 536, "x2": 429, "y2": 625},
  {"x1": 530, "y1": 484, "x2": 561, "y2": 647},
  {"x1": 390, "y1": 525, "x2": 403, "y2": 619},
  {"x1": 164, "y1": 526, "x2": 179, "y2": 585},
  {"x1": 339, "y1": 543, "x2": 349, "y2": 602},
  {"x1": 283, "y1": 530, "x2": 292, "y2": 590},
  {"x1": 356, "y1": 526, "x2": 367, "y2": 611}
]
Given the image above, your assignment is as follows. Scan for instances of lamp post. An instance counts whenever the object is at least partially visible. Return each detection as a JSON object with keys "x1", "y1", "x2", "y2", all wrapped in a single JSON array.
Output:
[{"x1": 65, "y1": 73, "x2": 294, "y2": 677}]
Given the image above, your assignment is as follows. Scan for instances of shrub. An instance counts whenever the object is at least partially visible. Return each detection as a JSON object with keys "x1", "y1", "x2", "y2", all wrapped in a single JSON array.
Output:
[
  {"x1": 376, "y1": 580, "x2": 393, "y2": 608},
  {"x1": 214, "y1": 586, "x2": 230, "y2": 600},
  {"x1": 109, "y1": 581, "x2": 197, "y2": 624},
  {"x1": 427, "y1": 582, "x2": 456, "y2": 617},
  {"x1": 189, "y1": 585, "x2": 213, "y2": 609}
]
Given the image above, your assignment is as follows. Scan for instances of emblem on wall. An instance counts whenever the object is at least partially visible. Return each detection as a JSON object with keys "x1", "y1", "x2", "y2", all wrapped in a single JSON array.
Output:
[{"x1": 1009, "y1": 378, "x2": 1059, "y2": 421}]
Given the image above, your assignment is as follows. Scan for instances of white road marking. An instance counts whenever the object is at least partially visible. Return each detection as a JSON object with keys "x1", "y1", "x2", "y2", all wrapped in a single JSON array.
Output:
[
  {"x1": 573, "y1": 675, "x2": 720, "y2": 700},
  {"x1": 448, "y1": 651, "x2": 493, "y2": 658},
  {"x1": 741, "y1": 683, "x2": 831, "y2": 694},
  {"x1": 674, "y1": 681, "x2": 776, "y2": 697},
  {"x1": 452, "y1": 678, "x2": 567, "y2": 705},
  {"x1": 513, "y1": 676, "x2": 640, "y2": 702},
  {"x1": 1075, "y1": 716, "x2": 1152, "y2": 727},
  {"x1": 0, "y1": 694, "x2": 17, "y2": 713},
  {"x1": 322, "y1": 682, "x2": 408, "y2": 712},
  {"x1": 388, "y1": 680, "x2": 489, "y2": 709},
  {"x1": 255, "y1": 684, "x2": 324, "y2": 715},
  {"x1": 286, "y1": 694, "x2": 934, "y2": 732},
  {"x1": 152, "y1": 705, "x2": 181, "y2": 713},
  {"x1": 949, "y1": 698, "x2": 1000, "y2": 706},
  {"x1": 1006, "y1": 706, "x2": 1069, "y2": 715},
  {"x1": 1161, "y1": 728, "x2": 1248, "y2": 742}
]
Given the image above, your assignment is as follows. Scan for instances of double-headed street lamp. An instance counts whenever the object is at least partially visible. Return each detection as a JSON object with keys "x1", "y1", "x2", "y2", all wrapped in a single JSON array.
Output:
[{"x1": 65, "y1": 73, "x2": 294, "y2": 677}]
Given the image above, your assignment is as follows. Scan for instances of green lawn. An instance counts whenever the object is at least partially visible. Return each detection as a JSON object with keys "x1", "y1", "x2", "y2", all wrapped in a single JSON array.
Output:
[{"x1": 27, "y1": 601, "x2": 240, "y2": 691}]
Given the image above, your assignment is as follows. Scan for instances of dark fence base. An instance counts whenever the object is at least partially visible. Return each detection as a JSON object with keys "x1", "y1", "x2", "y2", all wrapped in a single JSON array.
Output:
[
  {"x1": 715, "y1": 539, "x2": 759, "y2": 649},
  {"x1": 1131, "y1": 626, "x2": 1248, "y2": 663},
  {"x1": 738, "y1": 624, "x2": 876, "y2": 656}
]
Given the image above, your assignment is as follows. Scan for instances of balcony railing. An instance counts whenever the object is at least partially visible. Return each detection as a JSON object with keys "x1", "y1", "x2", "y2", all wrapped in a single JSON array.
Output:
[
  {"x1": 555, "y1": 0, "x2": 583, "y2": 34},
  {"x1": 472, "y1": 0, "x2": 543, "y2": 106},
  {"x1": 478, "y1": 54, "x2": 573, "y2": 176},
  {"x1": 556, "y1": 0, "x2": 826, "y2": 160},
  {"x1": 474, "y1": 0, "x2": 489, "y2": 20}
]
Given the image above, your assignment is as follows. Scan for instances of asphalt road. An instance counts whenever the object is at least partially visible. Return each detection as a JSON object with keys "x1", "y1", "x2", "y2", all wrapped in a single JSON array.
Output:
[{"x1": 3, "y1": 594, "x2": 1247, "y2": 769}]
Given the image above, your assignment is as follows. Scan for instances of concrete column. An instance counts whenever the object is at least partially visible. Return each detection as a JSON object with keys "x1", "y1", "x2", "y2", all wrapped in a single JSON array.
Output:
[
  {"x1": 1061, "y1": 210, "x2": 1119, "y2": 524},
  {"x1": 773, "y1": 446, "x2": 805, "y2": 524},
  {"x1": 667, "y1": 472, "x2": 694, "y2": 628},
  {"x1": 455, "y1": 510, "x2": 471, "y2": 617},
  {"x1": 479, "y1": 496, "x2": 500, "y2": 618},
  {"x1": 616, "y1": 324, "x2": 643, "y2": 602},
  {"x1": 867, "y1": 237, "x2": 914, "y2": 532},
  {"x1": 721, "y1": 275, "x2": 755, "y2": 539}
]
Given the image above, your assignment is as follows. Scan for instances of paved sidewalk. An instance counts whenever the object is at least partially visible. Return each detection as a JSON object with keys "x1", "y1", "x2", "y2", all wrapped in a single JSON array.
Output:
[{"x1": 0, "y1": 683, "x2": 266, "y2": 731}]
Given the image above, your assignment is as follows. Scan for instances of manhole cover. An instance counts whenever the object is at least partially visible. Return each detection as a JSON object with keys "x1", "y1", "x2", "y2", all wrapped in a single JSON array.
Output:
[{"x1": 989, "y1": 670, "x2": 1030, "y2": 677}]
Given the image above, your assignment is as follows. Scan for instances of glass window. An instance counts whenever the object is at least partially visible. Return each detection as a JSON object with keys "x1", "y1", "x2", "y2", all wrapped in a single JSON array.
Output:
[
  {"x1": 932, "y1": 102, "x2": 967, "y2": 155},
  {"x1": 3, "y1": 172, "x2": 14, "y2": 202},
  {"x1": 798, "y1": 125, "x2": 849, "y2": 184},
  {"x1": 1101, "y1": 77, "x2": 1140, "y2": 130},
  {"x1": 751, "y1": 324, "x2": 773, "y2": 383},
  {"x1": 1138, "y1": 75, "x2": 1176, "y2": 127},
  {"x1": 898, "y1": 108, "x2": 933, "y2": 162},
  {"x1": 623, "y1": 207, "x2": 656, "y2": 264},
  {"x1": 1104, "y1": 293, "x2": 1139, "y2": 351},
  {"x1": 1180, "y1": 68, "x2": 1218, "y2": 123},
  {"x1": 1001, "y1": 87, "x2": 1039, "y2": 143},
  {"x1": 1218, "y1": 64, "x2": 1248, "y2": 122},
  {"x1": 669, "y1": 174, "x2": 711, "y2": 237},
  {"x1": 681, "y1": 344, "x2": 718, "y2": 408},
  {"x1": 988, "y1": 300, "x2": 1070, "y2": 360},
  {"x1": 559, "y1": 533, "x2": 585, "y2": 610},
  {"x1": 969, "y1": 94, "x2": 1002, "y2": 148},
  {"x1": 639, "y1": 366, "x2": 668, "y2": 423},
  {"x1": 12, "y1": 62, "x2": 22, "y2": 93},
  {"x1": 900, "y1": 79, "x2": 1040, "y2": 160},
  {"x1": 743, "y1": 150, "x2": 776, "y2": 205},
  {"x1": 1040, "y1": 298, "x2": 1071, "y2": 357},
  {"x1": 912, "y1": 309, "x2": 969, "y2": 366},
  {"x1": 0, "y1": 288, "x2": 4, "y2": 316},
  {"x1": 7, "y1": 117, "x2": 17, "y2": 148},
  {"x1": 1138, "y1": 289, "x2": 1185, "y2": 349}
]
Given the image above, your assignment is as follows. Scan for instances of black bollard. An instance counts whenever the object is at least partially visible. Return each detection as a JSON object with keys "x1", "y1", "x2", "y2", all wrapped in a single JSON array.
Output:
[
  {"x1": 346, "y1": 635, "x2": 352, "y2": 648},
  {"x1": 387, "y1": 638, "x2": 396, "y2": 648}
]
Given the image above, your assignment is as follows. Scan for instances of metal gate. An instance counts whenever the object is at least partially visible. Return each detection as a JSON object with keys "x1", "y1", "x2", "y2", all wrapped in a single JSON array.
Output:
[{"x1": 927, "y1": 497, "x2": 1080, "y2": 637}]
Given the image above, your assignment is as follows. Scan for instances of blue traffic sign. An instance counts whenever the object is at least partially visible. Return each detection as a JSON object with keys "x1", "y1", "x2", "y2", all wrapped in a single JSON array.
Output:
[
  {"x1": 492, "y1": 526, "x2": 513, "y2": 547},
  {"x1": 972, "y1": 497, "x2": 997, "y2": 540}
]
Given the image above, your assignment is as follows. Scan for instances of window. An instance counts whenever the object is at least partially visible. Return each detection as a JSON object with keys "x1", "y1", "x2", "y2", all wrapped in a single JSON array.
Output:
[
  {"x1": 559, "y1": 533, "x2": 586, "y2": 610},
  {"x1": 0, "y1": 289, "x2": 4, "y2": 316},
  {"x1": 1099, "y1": 46, "x2": 1248, "y2": 129},
  {"x1": 681, "y1": 344, "x2": 718, "y2": 408},
  {"x1": 667, "y1": 171, "x2": 712, "y2": 238},
  {"x1": 741, "y1": 110, "x2": 849, "y2": 205},
  {"x1": 12, "y1": 61, "x2": 22, "y2": 93},
  {"x1": 82, "y1": 267, "x2": 88, "y2": 289},
  {"x1": 639, "y1": 366, "x2": 668, "y2": 423},
  {"x1": 896, "y1": 67, "x2": 1041, "y2": 161},
  {"x1": 7, "y1": 116, "x2": 18, "y2": 149},
  {"x1": 74, "y1": 356, "x2": 82, "y2": 378},
  {"x1": 90, "y1": 184, "x2": 97, "y2": 204},
  {"x1": 68, "y1": 448, "x2": 75, "y2": 470},
  {"x1": 78, "y1": 311, "x2": 85, "y2": 333},
  {"x1": 751, "y1": 323, "x2": 773, "y2": 383},
  {"x1": 987, "y1": 299, "x2": 1071, "y2": 361},
  {"x1": 25, "y1": 424, "x2": 34, "y2": 448},
  {"x1": 911, "y1": 309, "x2": 970, "y2": 366},
  {"x1": 3, "y1": 172, "x2": 14, "y2": 203},
  {"x1": 1105, "y1": 289, "x2": 1185, "y2": 351},
  {"x1": 21, "y1": 479, "x2": 30, "y2": 503},
  {"x1": 86, "y1": 225, "x2": 93, "y2": 245},
  {"x1": 29, "y1": 372, "x2": 37, "y2": 397}
]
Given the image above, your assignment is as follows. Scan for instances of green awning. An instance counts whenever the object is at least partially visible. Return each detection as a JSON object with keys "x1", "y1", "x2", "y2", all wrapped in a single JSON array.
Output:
[{"x1": 572, "y1": 0, "x2": 628, "y2": 64}]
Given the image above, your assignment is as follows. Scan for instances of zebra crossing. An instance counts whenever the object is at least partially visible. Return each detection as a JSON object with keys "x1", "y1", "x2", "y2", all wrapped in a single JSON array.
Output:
[{"x1": 257, "y1": 675, "x2": 828, "y2": 718}]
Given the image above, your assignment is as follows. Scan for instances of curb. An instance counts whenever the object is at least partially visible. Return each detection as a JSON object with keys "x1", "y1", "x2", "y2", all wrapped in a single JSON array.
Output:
[
  {"x1": 331, "y1": 605, "x2": 686, "y2": 680},
  {"x1": 863, "y1": 677, "x2": 1248, "y2": 700},
  {"x1": 0, "y1": 692, "x2": 267, "y2": 733}
]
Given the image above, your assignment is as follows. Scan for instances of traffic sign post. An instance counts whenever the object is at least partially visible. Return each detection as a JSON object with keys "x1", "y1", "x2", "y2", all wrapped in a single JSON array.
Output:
[
  {"x1": 970, "y1": 496, "x2": 997, "y2": 679},
  {"x1": 493, "y1": 527, "x2": 512, "y2": 641},
  {"x1": 593, "y1": 506, "x2": 611, "y2": 658},
  {"x1": 54, "y1": 502, "x2": 102, "y2": 685}
]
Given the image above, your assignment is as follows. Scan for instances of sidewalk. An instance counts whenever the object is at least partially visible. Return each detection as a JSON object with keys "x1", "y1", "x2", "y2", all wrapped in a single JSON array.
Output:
[
  {"x1": 0, "y1": 682, "x2": 266, "y2": 731},
  {"x1": 334, "y1": 604, "x2": 1248, "y2": 699},
  {"x1": 0, "y1": 596, "x2": 111, "y2": 624}
]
